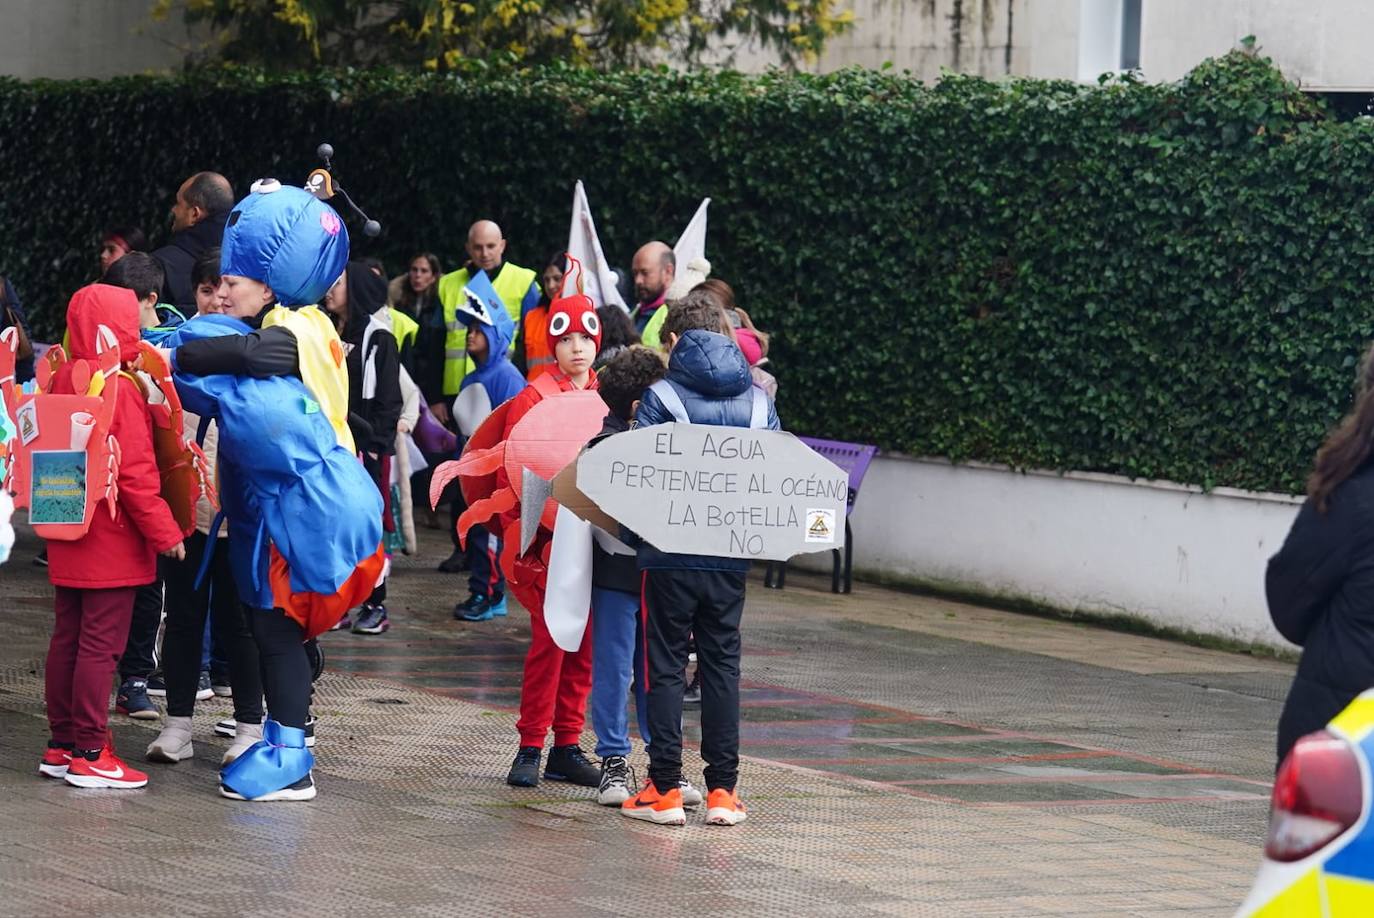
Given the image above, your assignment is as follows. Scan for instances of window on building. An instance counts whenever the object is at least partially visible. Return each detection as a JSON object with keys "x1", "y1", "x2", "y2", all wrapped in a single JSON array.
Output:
[{"x1": 1078, "y1": 0, "x2": 1143, "y2": 81}]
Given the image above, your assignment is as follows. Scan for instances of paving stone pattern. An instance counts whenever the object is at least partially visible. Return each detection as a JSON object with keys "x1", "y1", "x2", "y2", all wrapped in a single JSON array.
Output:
[{"x1": 0, "y1": 522, "x2": 1290, "y2": 916}]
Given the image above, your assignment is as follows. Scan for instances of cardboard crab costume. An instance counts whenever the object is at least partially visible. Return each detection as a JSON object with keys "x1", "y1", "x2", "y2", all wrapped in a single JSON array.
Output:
[
  {"x1": 432, "y1": 257, "x2": 607, "y2": 610},
  {"x1": 0, "y1": 313, "x2": 212, "y2": 542},
  {"x1": 166, "y1": 180, "x2": 384, "y2": 801}
]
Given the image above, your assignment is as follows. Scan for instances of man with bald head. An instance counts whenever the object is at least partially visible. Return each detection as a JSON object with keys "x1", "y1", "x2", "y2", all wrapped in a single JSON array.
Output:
[
  {"x1": 152, "y1": 171, "x2": 234, "y2": 309},
  {"x1": 630, "y1": 241, "x2": 676, "y2": 334},
  {"x1": 434, "y1": 220, "x2": 541, "y2": 403},
  {"x1": 430, "y1": 219, "x2": 540, "y2": 573}
]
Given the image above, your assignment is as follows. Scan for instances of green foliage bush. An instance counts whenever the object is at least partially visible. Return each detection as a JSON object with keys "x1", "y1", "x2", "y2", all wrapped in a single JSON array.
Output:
[{"x1": 0, "y1": 52, "x2": 1367, "y2": 493}]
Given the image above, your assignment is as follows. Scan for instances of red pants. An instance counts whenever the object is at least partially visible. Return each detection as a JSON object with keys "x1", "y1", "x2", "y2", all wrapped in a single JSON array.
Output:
[
  {"x1": 511, "y1": 580, "x2": 593, "y2": 748},
  {"x1": 46, "y1": 586, "x2": 137, "y2": 750}
]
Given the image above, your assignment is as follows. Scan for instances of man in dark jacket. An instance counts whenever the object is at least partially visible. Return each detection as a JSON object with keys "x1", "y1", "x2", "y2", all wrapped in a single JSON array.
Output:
[
  {"x1": 621, "y1": 291, "x2": 779, "y2": 829},
  {"x1": 153, "y1": 172, "x2": 233, "y2": 310}
]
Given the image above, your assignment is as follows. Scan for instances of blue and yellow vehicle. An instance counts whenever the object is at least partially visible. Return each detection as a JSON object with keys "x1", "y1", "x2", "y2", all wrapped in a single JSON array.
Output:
[{"x1": 1237, "y1": 691, "x2": 1374, "y2": 916}]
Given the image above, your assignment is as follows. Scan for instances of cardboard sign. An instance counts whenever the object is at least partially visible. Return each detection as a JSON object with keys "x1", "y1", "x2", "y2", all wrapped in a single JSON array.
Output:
[
  {"x1": 576, "y1": 423, "x2": 848, "y2": 562},
  {"x1": 551, "y1": 452, "x2": 620, "y2": 535}
]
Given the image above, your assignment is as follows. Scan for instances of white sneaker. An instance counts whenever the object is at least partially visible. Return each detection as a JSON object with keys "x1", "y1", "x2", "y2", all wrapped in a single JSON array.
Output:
[
  {"x1": 679, "y1": 780, "x2": 703, "y2": 808},
  {"x1": 146, "y1": 716, "x2": 194, "y2": 763},
  {"x1": 596, "y1": 755, "x2": 633, "y2": 806},
  {"x1": 221, "y1": 721, "x2": 264, "y2": 765}
]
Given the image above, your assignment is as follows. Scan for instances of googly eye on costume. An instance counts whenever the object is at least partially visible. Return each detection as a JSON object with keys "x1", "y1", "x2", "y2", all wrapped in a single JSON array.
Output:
[
  {"x1": 582, "y1": 312, "x2": 600, "y2": 337},
  {"x1": 549, "y1": 312, "x2": 571, "y2": 337},
  {"x1": 250, "y1": 178, "x2": 283, "y2": 194}
]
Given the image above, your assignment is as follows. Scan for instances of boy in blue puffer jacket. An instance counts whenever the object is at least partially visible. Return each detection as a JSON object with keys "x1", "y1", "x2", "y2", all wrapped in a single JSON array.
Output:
[
  {"x1": 620, "y1": 289, "x2": 779, "y2": 829},
  {"x1": 450, "y1": 271, "x2": 526, "y2": 621}
]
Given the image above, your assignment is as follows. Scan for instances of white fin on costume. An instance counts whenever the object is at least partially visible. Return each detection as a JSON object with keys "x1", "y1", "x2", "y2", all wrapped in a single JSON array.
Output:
[
  {"x1": 452, "y1": 385, "x2": 493, "y2": 439},
  {"x1": 545, "y1": 504, "x2": 594, "y2": 652}
]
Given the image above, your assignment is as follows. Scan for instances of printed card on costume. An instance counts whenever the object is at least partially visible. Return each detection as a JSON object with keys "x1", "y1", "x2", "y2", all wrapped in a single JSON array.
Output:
[{"x1": 29, "y1": 449, "x2": 88, "y2": 525}]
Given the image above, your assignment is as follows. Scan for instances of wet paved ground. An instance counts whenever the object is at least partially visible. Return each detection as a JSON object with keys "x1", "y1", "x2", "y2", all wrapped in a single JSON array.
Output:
[{"x1": 0, "y1": 519, "x2": 1293, "y2": 916}]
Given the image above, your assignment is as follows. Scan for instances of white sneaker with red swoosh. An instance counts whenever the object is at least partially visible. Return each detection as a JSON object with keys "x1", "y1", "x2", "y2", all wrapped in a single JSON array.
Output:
[{"x1": 64, "y1": 744, "x2": 148, "y2": 789}]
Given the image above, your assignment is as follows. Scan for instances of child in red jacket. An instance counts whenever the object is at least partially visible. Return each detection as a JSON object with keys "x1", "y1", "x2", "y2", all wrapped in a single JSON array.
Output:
[
  {"x1": 502, "y1": 287, "x2": 604, "y2": 788},
  {"x1": 39, "y1": 284, "x2": 184, "y2": 789}
]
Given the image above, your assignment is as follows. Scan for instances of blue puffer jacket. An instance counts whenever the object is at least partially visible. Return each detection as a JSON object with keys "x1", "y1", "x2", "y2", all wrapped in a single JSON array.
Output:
[{"x1": 633, "y1": 329, "x2": 781, "y2": 571}]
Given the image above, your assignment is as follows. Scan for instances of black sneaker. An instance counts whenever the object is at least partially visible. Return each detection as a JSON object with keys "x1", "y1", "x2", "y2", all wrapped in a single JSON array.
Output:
[
  {"x1": 145, "y1": 673, "x2": 167, "y2": 697},
  {"x1": 220, "y1": 771, "x2": 316, "y2": 802},
  {"x1": 437, "y1": 548, "x2": 469, "y2": 573},
  {"x1": 545, "y1": 745, "x2": 601, "y2": 787},
  {"x1": 507, "y1": 746, "x2": 542, "y2": 787},
  {"x1": 453, "y1": 591, "x2": 507, "y2": 622},
  {"x1": 683, "y1": 670, "x2": 702, "y2": 706},
  {"x1": 352, "y1": 603, "x2": 390, "y2": 635},
  {"x1": 195, "y1": 671, "x2": 214, "y2": 701}
]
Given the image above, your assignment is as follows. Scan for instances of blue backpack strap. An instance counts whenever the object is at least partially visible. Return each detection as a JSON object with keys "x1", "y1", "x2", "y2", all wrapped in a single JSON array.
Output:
[
  {"x1": 748, "y1": 386, "x2": 768, "y2": 429},
  {"x1": 193, "y1": 510, "x2": 225, "y2": 589},
  {"x1": 648, "y1": 379, "x2": 691, "y2": 423}
]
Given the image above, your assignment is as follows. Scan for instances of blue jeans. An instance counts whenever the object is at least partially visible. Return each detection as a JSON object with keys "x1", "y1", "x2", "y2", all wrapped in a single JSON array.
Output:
[{"x1": 590, "y1": 586, "x2": 650, "y2": 758}]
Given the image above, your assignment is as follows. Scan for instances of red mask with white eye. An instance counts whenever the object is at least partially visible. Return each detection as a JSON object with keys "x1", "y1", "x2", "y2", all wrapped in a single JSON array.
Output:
[{"x1": 546, "y1": 292, "x2": 602, "y2": 351}]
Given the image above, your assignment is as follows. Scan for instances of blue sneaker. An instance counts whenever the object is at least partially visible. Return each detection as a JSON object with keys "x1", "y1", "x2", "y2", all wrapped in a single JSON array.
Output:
[
  {"x1": 454, "y1": 592, "x2": 507, "y2": 622},
  {"x1": 116, "y1": 678, "x2": 159, "y2": 721}
]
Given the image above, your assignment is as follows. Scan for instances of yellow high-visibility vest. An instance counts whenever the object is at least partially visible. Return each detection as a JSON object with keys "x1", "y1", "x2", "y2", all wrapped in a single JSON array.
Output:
[{"x1": 436, "y1": 263, "x2": 536, "y2": 395}]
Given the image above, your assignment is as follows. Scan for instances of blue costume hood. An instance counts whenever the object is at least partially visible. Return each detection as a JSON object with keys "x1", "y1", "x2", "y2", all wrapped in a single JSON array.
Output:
[
  {"x1": 164, "y1": 314, "x2": 382, "y2": 608},
  {"x1": 458, "y1": 271, "x2": 524, "y2": 405},
  {"x1": 220, "y1": 182, "x2": 349, "y2": 307}
]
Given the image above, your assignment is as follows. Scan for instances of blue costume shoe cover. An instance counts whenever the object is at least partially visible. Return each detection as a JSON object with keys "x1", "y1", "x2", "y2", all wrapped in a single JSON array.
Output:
[
  {"x1": 219, "y1": 719, "x2": 314, "y2": 800},
  {"x1": 165, "y1": 314, "x2": 382, "y2": 608},
  {"x1": 220, "y1": 182, "x2": 349, "y2": 307}
]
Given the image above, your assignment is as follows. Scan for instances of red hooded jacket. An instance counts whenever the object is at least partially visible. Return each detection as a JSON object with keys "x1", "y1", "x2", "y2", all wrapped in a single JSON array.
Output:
[{"x1": 46, "y1": 285, "x2": 182, "y2": 589}]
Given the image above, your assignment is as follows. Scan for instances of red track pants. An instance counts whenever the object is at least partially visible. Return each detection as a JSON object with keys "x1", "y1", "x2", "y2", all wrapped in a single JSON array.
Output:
[
  {"x1": 510, "y1": 578, "x2": 593, "y2": 748},
  {"x1": 46, "y1": 585, "x2": 137, "y2": 750}
]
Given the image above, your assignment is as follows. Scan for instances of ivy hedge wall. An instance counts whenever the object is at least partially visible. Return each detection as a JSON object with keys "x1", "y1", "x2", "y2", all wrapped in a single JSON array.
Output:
[{"x1": 1, "y1": 52, "x2": 1371, "y2": 494}]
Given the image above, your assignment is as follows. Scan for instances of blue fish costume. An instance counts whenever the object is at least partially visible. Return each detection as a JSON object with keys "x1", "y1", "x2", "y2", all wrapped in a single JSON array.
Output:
[{"x1": 165, "y1": 180, "x2": 383, "y2": 802}]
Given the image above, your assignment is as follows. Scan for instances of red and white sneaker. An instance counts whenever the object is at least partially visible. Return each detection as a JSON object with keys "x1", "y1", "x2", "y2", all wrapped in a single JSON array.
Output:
[
  {"x1": 64, "y1": 743, "x2": 148, "y2": 789},
  {"x1": 620, "y1": 782, "x2": 686, "y2": 825},
  {"x1": 705, "y1": 787, "x2": 747, "y2": 826},
  {"x1": 38, "y1": 746, "x2": 72, "y2": 779}
]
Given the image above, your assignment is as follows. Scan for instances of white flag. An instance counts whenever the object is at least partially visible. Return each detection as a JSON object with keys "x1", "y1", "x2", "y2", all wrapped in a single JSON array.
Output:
[
  {"x1": 566, "y1": 181, "x2": 627, "y2": 311},
  {"x1": 674, "y1": 198, "x2": 711, "y2": 266}
]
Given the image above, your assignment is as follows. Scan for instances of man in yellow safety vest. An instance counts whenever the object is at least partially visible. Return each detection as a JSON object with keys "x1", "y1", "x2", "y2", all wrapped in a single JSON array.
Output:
[{"x1": 430, "y1": 219, "x2": 540, "y2": 573}]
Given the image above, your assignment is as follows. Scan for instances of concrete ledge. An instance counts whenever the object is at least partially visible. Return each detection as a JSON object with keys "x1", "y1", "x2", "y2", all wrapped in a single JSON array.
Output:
[{"x1": 795, "y1": 452, "x2": 1302, "y2": 649}]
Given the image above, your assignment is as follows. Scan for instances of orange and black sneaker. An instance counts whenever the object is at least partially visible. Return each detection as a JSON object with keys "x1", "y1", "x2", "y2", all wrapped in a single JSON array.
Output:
[
  {"x1": 705, "y1": 787, "x2": 747, "y2": 826},
  {"x1": 620, "y1": 782, "x2": 686, "y2": 825}
]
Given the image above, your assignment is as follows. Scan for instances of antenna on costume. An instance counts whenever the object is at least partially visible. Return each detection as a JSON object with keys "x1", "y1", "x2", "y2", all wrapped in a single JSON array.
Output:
[
  {"x1": 562, "y1": 252, "x2": 585, "y2": 297},
  {"x1": 305, "y1": 142, "x2": 382, "y2": 238}
]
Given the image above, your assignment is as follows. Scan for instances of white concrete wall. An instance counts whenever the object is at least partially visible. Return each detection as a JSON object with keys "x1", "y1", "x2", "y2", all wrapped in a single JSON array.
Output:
[
  {"x1": 809, "y1": 453, "x2": 1303, "y2": 648},
  {"x1": 0, "y1": 0, "x2": 193, "y2": 80},
  {"x1": 1138, "y1": 0, "x2": 1374, "y2": 90}
]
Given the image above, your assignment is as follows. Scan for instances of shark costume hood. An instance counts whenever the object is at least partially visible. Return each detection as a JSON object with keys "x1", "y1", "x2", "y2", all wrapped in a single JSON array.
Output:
[{"x1": 452, "y1": 270, "x2": 526, "y2": 438}]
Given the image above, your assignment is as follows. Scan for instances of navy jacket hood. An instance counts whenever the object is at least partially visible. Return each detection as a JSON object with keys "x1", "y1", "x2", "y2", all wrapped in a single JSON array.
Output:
[{"x1": 666, "y1": 329, "x2": 752, "y2": 399}]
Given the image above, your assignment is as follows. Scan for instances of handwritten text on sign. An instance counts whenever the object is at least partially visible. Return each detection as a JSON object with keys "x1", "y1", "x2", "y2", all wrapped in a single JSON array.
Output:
[{"x1": 577, "y1": 423, "x2": 847, "y2": 561}]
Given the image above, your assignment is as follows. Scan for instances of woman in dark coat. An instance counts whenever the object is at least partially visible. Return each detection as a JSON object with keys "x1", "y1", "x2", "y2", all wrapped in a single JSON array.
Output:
[{"x1": 1268, "y1": 344, "x2": 1374, "y2": 766}]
